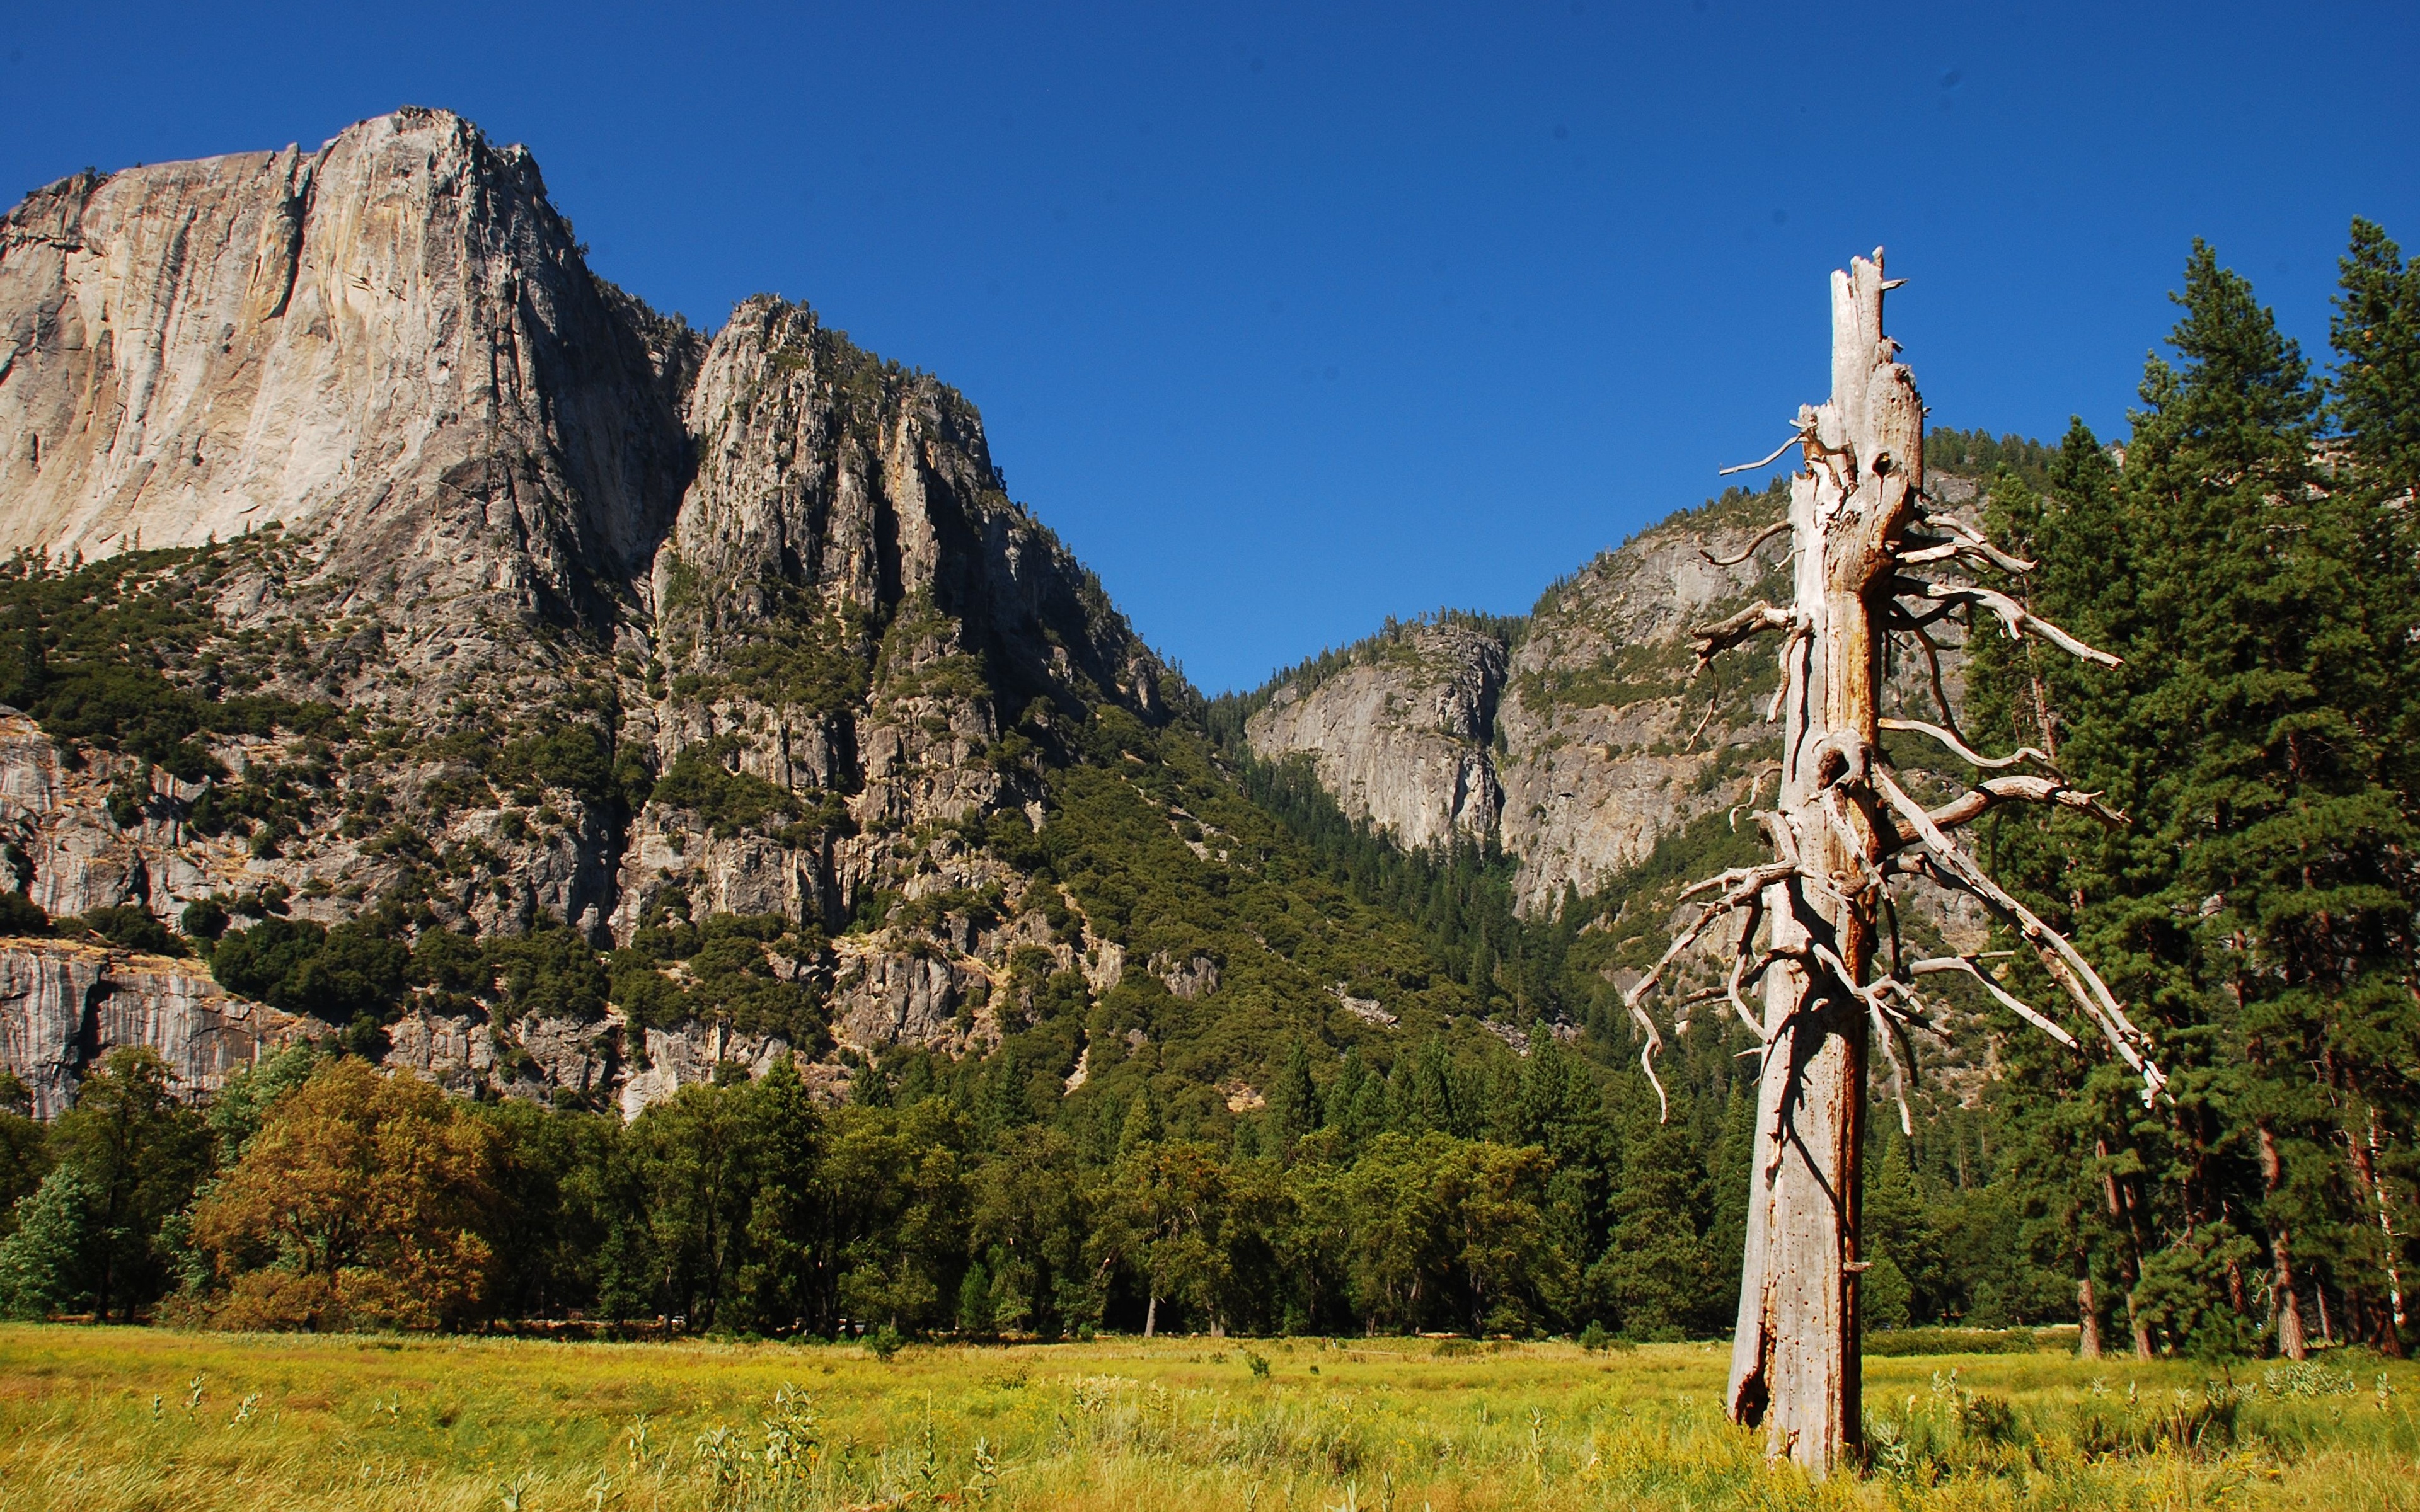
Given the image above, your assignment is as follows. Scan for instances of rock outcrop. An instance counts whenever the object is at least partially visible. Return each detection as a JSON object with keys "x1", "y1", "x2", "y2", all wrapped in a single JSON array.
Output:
[
  {"x1": 1244, "y1": 483, "x2": 1974, "y2": 913},
  {"x1": 0, "y1": 108, "x2": 695, "y2": 618},
  {"x1": 1243, "y1": 623, "x2": 1504, "y2": 850},
  {"x1": 0, "y1": 939, "x2": 313, "y2": 1116}
]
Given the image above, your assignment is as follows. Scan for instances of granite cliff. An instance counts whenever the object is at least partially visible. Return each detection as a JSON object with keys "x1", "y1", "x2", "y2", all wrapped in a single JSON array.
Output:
[
  {"x1": 1243, "y1": 475, "x2": 1994, "y2": 914},
  {"x1": 0, "y1": 108, "x2": 1173, "y2": 1110}
]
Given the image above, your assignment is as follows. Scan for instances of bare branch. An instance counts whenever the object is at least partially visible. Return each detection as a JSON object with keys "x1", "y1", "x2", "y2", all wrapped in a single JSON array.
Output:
[
  {"x1": 1893, "y1": 577, "x2": 2121, "y2": 667},
  {"x1": 1904, "y1": 619, "x2": 1962, "y2": 733},
  {"x1": 1729, "y1": 765, "x2": 1777, "y2": 831},
  {"x1": 1877, "y1": 770, "x2": 2166, "y2": 1104},
  {"x1": 1886, "y1": 598, "x2": 1959, "y2": 633},
  {"x1": 1718, "y1": 427, "x2": 1811, "y2": 476},
  {"x1": 1624, "y1": 861, "x2": 1799, "y2": 1123},
  {"x1": 1627, "y1": 1000, "x2": 1668, "y2": 1124},
  {"x1": 1906, "y1": 954, "x2": 2081, "y2": 1048},
  {"x1": 1702, "y1": 518, "x2": 1792, "y2": 568},
  {"x1": 1879, "y1": 716, "x2": 2056, "y2": 772},
  {"x1": 1691, "y1": 602, "x2": 1798, "y2": 670},
  {"x1": 1906, "y1": 510, "x2": 2037, "y2": 574},
  {"x1": 1911, "y1": 775, "x2": 2129, "y2": 835},
  {"x1": 1685, "y1": 697, "x2": 1719, "y2": 752},
  {"x1": 1870, "y1": 1002, "x2": 1914, "y2": 1137},
  {"x1": 1722, "y1": 893, "x2": 1776, "y2": 1041}
]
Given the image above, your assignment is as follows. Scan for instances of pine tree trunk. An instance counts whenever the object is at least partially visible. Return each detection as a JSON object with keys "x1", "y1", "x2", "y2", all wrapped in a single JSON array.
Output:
[
  {"x1": 2077, "y1": 1271, "x2": 2103, "y2": 1360},
  {"x1": 2101, "y1": 1140, "x2": 2157, "y2": 1359},
  {"x1": 1724, "y1": 255, "x2": 1917, "y2": 1476},
  {"x1": 1144, "y1": 1292, "x2": 1158, "y2": 1338},
  {"x1": 2352, "y1": 1109, "x2": 2409, "y2": 1354},
  {"x1": 2259, "y1": 1123, "x2": 2308, "y2": 1359}
]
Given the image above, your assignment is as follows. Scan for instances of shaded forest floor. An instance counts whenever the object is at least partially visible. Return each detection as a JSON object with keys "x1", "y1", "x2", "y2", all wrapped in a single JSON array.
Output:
[{"x1": 2, "y1": 1326, "x2": 2416, "y2": 1510}]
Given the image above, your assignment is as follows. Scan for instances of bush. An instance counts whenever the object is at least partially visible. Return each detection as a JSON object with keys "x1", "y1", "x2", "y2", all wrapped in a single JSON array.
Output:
[
  {"x1": 1860, "y1": 1327, "x2": 2050, "y2": 1357},
  {"x1": 487, "y1": 925, "x2": 611, "y2": 1024},
  {"x1": 209, "y1": 918, "x2": 407, "y2": 1022},
  {"x1": 494, "y1": 725, "x2": 617, "y2": 809},
  {"x1": 62, "y1": 904, "x2": 186, "y2": 957},
  {"x1": 650, "y1": 742, "x2": 802, "y2": 838},
  {"x1": 180, "y1": 897, "x2": 229, "y2": 942},
  {"x1": 0, "y1": 891, "x2": 49, "y2": 937}
]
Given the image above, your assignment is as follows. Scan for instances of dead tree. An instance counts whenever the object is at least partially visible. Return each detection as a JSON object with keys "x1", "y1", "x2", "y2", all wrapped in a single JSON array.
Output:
[{"x1": 1623, "y1": 250, "x2": 2166, "y2": 1475}]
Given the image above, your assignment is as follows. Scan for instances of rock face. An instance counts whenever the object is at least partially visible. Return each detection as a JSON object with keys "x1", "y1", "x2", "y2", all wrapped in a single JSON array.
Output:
[
  {"x1": 1245, "y1": 484, "x2": 1973, "y2": 912},
  {"x1": 1243, "y1": 623, "x2": 1504, "y2": 850},
  {"x1": 0, "y1": 109, "x2": 1170, "y2": 1114},
  {"x1": 0, "y1": 940, "x2": 313, "y2": 1117},
  {"x1": 0, "y1": 108, "x2": 694, "y2": 619}
]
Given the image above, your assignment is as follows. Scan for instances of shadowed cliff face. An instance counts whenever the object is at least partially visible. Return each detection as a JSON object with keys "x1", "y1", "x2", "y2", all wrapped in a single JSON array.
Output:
[{"x1": 0, "y1": 110, "x2": 1173, "y2": 1113}]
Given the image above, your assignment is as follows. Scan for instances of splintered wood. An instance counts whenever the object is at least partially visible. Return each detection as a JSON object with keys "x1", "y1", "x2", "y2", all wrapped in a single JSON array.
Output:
[{"x1": 1620, "y1": 251, "x2": 2162, "y2": 1474}]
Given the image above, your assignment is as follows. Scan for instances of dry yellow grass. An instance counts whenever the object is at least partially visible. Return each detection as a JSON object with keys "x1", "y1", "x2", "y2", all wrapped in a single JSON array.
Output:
[{"x1": 2, "y1": 1324, "x2": 2416, "y2": 1510}]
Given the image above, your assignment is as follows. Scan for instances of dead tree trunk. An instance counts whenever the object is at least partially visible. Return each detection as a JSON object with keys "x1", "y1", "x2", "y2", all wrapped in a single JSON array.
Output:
[
  {"x1": 1719, "y1": 255, "x2": 1912, "y2": 1470},
  {"x1": 1622, "y1": 249, "x2": 2166, "y2": 1477}
]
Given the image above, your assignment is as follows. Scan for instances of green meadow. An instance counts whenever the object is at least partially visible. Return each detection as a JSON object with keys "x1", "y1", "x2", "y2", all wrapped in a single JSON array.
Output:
[{"x1": 3, "y1": 1326, "x2": 2415, "y2": 1511}]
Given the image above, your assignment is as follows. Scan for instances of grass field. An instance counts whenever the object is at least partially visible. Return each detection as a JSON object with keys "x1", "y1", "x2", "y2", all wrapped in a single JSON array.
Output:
[{"x1": 2, "y1": 1326, "x2": 2416, "y2": 1511}]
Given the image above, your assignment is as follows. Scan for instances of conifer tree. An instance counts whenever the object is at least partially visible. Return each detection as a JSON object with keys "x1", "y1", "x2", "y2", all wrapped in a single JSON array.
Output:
[{"x1": 2324, "y1": 217, "x2": 2420, "y2": 1351}]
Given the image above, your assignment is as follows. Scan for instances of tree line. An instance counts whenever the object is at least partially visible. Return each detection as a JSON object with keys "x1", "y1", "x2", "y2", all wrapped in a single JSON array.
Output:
[{"x1": 0, "y1": 1031, "x2": 1765, "y2": 1340}]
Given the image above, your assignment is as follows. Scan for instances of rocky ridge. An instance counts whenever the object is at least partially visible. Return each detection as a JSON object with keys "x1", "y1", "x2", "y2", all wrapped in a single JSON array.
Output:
[
  {"x1": 0, "y1": 110, "x2": 1173, "y2": 1111},
  {"x1": 0, "y1": 106, "x2": 2015, "y2": 1119}
]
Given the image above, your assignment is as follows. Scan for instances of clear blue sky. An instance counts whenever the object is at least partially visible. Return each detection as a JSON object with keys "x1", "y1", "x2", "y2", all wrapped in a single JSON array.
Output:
[{"x1": 5, "y1": 2, "x2": 2413, "y2": 692}]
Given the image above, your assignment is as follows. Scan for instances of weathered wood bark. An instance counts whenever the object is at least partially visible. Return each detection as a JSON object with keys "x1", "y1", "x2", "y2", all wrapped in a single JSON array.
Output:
[
  {"x1": 1722, "y1": 255, "x2": 1915, "y2": 1472},
  {"x1": 1627, "y1": 248, "x2": 2163, "y2": 1477}
]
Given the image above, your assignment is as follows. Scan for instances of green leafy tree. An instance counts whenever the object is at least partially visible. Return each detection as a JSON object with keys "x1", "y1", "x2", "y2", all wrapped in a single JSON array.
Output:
[
  {"x1": 48, "y1": 1048, "x2": 210, "y2": 1320},
  {"x1": 0, "y1": 1167, "x2": 98, "y2": 1318},
  {"x1": 1587, "y1": 1120, "x2": 1711, "y2": 1339},
  {"x1": 971, "y1": 1128, "x2": 1094, "y2": 1336}
]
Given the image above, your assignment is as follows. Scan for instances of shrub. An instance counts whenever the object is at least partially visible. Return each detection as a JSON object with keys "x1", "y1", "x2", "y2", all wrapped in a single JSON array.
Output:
[
  {"x1": 210, "y1": 918, "x2": 407, "y2": 1022},
  {"x1": 0, "y1": 891, "x2": 49, "y2": 937},
  {"x1": 62, "y1": 904, "x2": 186, "y2": 957},
  {"x1": 650, "y1": 742, "x2": 801, "y2": 838},
  {"x1": 180, "y1": 896, "x2": 229, "y2": 942}
]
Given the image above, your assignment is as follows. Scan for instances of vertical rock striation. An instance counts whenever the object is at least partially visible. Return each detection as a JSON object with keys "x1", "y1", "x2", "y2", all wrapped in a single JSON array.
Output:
[
  {"x1": 1242, "y1": 622, "x2": 1505, "y2": 851},
  {"x1": 0, "y1": 107, "x2": 696, "y2": 621},
  {"x1": 0, "y1": 940, "x2": 311, "y2": 1116}
]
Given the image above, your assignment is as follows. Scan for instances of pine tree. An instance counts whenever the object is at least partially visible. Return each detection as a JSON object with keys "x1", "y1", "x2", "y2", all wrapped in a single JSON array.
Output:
[
  {"x1": 1267, "y1": 1041, "x2": 1320, "y2": 1145},
  {"x1": 1997, "y1": 239, "x2": 2414, "y2": 1358},
  {"x1": 2322, "y1": 217, "x2": 2420, "y2": 1353}
]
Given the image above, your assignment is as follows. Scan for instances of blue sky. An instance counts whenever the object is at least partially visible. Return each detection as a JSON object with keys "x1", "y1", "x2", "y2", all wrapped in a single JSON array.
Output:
[{"x1": 4, "y1": 2, "x2": 2413, "y2": 692}]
